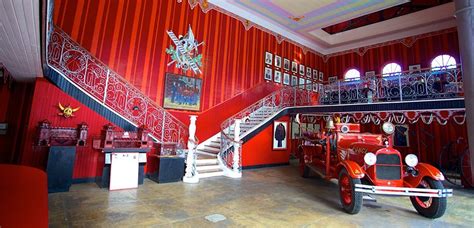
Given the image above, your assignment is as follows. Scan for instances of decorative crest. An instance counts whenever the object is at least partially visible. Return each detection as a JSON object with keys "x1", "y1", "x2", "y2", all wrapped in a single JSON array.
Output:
[
  {"x1": 166, "y1": 25, "x2": 204, "y2": 74},
  {"x1": 58, "y1": 102, "x2": 80, "y2": 118}
]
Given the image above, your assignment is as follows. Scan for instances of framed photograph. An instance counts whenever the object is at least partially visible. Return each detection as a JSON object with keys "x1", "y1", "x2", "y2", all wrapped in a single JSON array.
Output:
[
  {"x1": 275, "y1": 55, "x2": 282, "y2": 68},
  {"x1": 319, "y1": 83, "x2": 324, "y2": 93},
  {"x1": 409, "y1": 64, "x2": 421, "y2": 73},
  {"x1": 329, "y1": 76, "x2": 338, "y2": 83},
  {"x1": 319, "y1": 72, "x2": 324, "y2": 81},
  {"x1": 299, "y1": 65, "x2": 305, "y2": 75},
  {"x1": 291, "y1": 75, "x2": 298, "y2": 86},
  {"x1": 283, "y1": 73, "x2": 290, "y2": 85},
  {"x1": 306, "y1": 79, "x2": 312, "y2": 91},
  {"x1": 264, "y1": 67, "x2": 272, "y2": 81},
  {"x1": 299, "y1": 77, "x2": 305, "y2": 89},
  {"x1": 292, "y1": 61, "x2": 298, "y2": 73},
  {"x1": 312, "y1": 83, "x2": 318, "y2": 92},
  {"x1": 274, "y1": 70, "x2": 282, "y2": 83},
  {"x1": 284, "y1": 58, "x2": 290, "y2": 71},
  {"x1": 365, "y1": 71, "x2": 375, "y2": 78},
  {"x1": 163, "y1": 73, "x2": 202, "y2": 111},
  {"x1": 265, "y1": 52, "x2": 273, "y2": 65},
  {"x1": 273, "y1": 121, "x2": 288, "y2": 150},
  {"x1": 394, "y1": 125, "x2": 409, "y2": 147},
  {"x1": 313, "y1": 69, "x2": 318, "y2": 80},
  {"x1": 306, "y1": 67, "x2": 312, "y2": 78}
]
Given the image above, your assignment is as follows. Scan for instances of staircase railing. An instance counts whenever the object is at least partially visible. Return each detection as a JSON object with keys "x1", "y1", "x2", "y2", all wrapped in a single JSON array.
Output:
[
  {"x1": 219, "y1": 86, "x2": 316, "y2": 177},
  {"x1": 47, "y1": 26, "x2": 188, "y2": 145},
  {"x1": 320, "y1": 66, "x2": 463, "y2": 105}
]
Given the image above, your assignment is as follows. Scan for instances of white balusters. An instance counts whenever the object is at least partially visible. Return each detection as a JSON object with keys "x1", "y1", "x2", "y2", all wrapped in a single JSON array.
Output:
[
  {"x1": 229, "y1": 119, "x2": 242, "y2": 178},
  {"x1": 184, "y1": 115, "x2": 199, "y2": 183}
]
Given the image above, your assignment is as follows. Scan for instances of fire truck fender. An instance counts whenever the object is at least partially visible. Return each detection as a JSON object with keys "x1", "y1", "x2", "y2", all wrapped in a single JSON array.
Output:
[
  {"x1": 404, "y1": 163, "x2": 445, "y2": 188},
  {"x1": 337, "y1": 160, "x2": 365, "y2": 179}
]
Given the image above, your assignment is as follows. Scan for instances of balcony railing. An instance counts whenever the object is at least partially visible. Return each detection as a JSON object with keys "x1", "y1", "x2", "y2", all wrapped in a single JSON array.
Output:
[
  {"x1": 47, "y1": 26, "x2": 188, "y2": 145},
  {"x1": 320, "y1": 66, "x2": 463, "y2": 105}
]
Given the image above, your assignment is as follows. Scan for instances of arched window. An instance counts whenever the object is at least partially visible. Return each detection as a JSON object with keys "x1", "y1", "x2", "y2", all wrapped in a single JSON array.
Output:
[
  {"x1": 431, "y1": 55, "x2": 456, "y2": 71},
  {"x1": 344, "y1": 69, "x2": 360, "y2": 81},
  {"x1": 382, "y1": 63, "x2": 402, "y2": 76}
]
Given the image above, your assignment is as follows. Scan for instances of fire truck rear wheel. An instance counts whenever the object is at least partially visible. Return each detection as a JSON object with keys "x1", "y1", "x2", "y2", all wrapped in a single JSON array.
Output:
[
  {"x1": 410, "y1": 178, "x2": 447, "y2": 219},
  {"x1": 338, "y1": 168, "x2": 362, "y2": 214}
]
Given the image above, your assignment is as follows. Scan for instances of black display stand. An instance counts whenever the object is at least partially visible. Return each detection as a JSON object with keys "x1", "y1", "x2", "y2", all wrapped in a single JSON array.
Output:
[
  {"x1": 149, "y1": 156, "x2": 185, "y2": 183},
  {"x1": 96, "y1": 148, "x2": 149, "y2": 188},
  {"x1": 46, "y1": 146, "x2": 76, "y2": 193}
]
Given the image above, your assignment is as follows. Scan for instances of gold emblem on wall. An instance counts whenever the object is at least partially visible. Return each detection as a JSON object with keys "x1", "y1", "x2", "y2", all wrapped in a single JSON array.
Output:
[{"x1": 58, "y1": 102, "x2": 80, "y2": 118}]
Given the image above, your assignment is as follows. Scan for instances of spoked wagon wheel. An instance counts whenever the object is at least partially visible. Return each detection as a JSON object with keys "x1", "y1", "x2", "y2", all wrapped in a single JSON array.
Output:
[
  {"x1": 410, "y1": 178, "x2": 447, "y2": 218},
  {"x1": 461, "y1": 149, "x2": 473, "y2": 188},
  {"x1": 338, "y1": 168, "x2": 362, "y2": 214}
]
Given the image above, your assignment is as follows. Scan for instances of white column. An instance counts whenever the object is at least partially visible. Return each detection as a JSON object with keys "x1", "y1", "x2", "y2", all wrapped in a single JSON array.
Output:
[
  {"x1": 183, "y1": 115, "x2": 199, "y2": 183},
  {"x1": 230, "y1": 119, "x2": 242, "y2": 178},
  {"x1": 454, "y1": 0, "x2": 474, "y2": 184}
]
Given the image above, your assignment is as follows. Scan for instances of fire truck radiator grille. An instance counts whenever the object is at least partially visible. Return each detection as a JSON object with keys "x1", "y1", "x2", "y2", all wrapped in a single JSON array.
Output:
[
  {"x1": 376, "y1": 154, "x2": 401, "y2": 180},
  {"x1": 376, "y1": 154, "x2": 400, "y2": 165}
]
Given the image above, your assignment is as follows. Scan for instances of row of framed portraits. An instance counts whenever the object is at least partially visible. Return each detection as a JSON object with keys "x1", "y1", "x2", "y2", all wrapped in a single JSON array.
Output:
[
  {"x1": 265, "y1": 51, "x2": 324, "y2": 81},
  {"x1": 264, "y1": 67, "x2": 324, "y2": 92}
]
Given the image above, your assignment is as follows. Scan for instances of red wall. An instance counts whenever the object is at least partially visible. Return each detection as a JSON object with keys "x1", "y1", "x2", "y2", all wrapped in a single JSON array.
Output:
[
  {"x1": 19, "y1": 78, "x2": 117, "y2": 179},
  {"x1": 0, "y1": 82, "x2": 34, "y2": 164},
  {"x1": 53, "y1": 0, "x2": 326, "y2": 112},
  {"x1": 326, "y1": 29, "x2": 459, "y2": 79},
  {"x1": 242, "y1": 116, "x2": 292, "y2": 167}
]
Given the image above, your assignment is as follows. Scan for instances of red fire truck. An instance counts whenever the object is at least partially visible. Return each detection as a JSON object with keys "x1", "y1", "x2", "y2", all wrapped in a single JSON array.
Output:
[{"x1": 298, "y1": 121, "x2": 452, "y2": 218}]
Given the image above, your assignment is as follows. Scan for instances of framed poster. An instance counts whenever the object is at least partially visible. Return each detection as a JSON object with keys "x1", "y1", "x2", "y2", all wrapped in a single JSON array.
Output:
[
  {"x1": 299, "y1": 65, "x2": 305, "y2": 75},
  {"x1": 329, "y1": 76, "x2": 338, "y2": 83},
  {"x1": 275, "y1": 55, "x2": 282, "y2": 68},
  {"x1": 319, "y1": 72, "x2": 324, "y2": 81},
  {"x1": 273, "y1": 121, "x2": 288, "y2": 150},
  {"x1": 292, "y1": 61, "x2": 298, "y2": 73},
  {"x1": 299, "y1": 77, "x2": 305, "y2": 89},
  {"x1": 264, "y1": 67, "x2": 272, "y2": 81},
  {"x1": 291, "y1": 75, "x2": 298, "y2": 86},
  {"x1": 365, "y1": 71, "x2": 375, "y2": 78},
  {"x1": 265, "y1": 52, "x2": 273, "y2": 65},
  {"x1": 394, "y1": 125, "x2": 409, "y2": 147},
  {"x1": 283, "y1": 73, "x2": 290, "y2": 85},
  {"x1": 313, "y1": 69, "x2": 318, "y2": 80},
  {"x1": 284, "y1": 58, "x2": 290, "y2": 71},
  {"x1": 409, "y1": 64, "x2": 421, "y2": 73},
  {"x1": 306, "y1": 79, "x2": 312, "y2": 91},
  {"x1": 163, "y1": 73, "x2": 202, "y2": 111},
  {"x1": 306, "y1": 67, "x2": 312, "y2": 78},
  {"x1": 312, "y1": 83, "x2": 318, "y2": 92},
  {"x1": 319, "y1": 83, "x2": 324, "y2": 93},
  {"x1": 274, "y1": 70, "x2": 282, "y2": 83}
]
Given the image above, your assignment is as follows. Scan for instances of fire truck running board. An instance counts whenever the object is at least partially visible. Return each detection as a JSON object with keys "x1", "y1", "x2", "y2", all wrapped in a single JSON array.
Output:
[{"x1": 355, "y1": 184, "x2": 453, "y2": 198}]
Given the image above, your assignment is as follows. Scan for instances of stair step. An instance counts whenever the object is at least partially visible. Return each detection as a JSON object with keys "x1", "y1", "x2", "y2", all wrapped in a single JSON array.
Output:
[
  {"x1": 200, "y1": 146, "x2": 220, "y2": 152},
  {"x1": 196, "y1": 165, "x2": 221, "y2": 171},
  {"x1": 196, "y1": 150, "x2": 218, "y2": 157},
  {"x1": 207, "y1": 142, "x2": 221, "y2": 148},
  {"x1": 196, "y1": 158, "x2": 218, "y2": 165},
  {"x1": 198, "y1": 171, "x2": 225, "y2": 178}
]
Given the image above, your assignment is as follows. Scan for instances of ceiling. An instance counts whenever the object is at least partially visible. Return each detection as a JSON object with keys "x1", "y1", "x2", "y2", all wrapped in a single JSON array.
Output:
[
  {"x1": 208, "y1": 0, "x2": 457, "y2": 55},
  {"x1": 0, "y1": 0, "x2": 42, "y2": 81}
]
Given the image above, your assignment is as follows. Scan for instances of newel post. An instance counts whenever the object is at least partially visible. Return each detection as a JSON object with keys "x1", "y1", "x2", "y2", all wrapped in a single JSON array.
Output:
[
  {"x1": 231, "y1": 119, "x2": 242, "y2": 178},
  {"x1": 183, "y1": 115, "x2": 199, "y2": 183}
]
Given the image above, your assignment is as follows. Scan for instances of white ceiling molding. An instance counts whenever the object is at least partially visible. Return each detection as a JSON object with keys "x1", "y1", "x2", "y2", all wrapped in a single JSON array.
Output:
[
  {"x1": 0, "y1": 0, "x2": 42, "y2": 81},
  {"x1": 208, "y1": 1, "x2": 457, "y2": 56}
]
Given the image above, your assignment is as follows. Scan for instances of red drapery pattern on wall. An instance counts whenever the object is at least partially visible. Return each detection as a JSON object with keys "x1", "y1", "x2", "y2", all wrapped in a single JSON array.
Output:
[
  {"x1": 53, "y1": 0, "x2": 326, "y2": 112},
  {"x1": 326, "y1": 30, "x2": 459, "y2": 79}
]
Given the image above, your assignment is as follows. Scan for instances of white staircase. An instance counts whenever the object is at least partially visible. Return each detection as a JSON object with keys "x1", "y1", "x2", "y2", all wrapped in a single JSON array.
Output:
[{"x1": 195, "y1": 106, "x2": 279, "y2": 179}]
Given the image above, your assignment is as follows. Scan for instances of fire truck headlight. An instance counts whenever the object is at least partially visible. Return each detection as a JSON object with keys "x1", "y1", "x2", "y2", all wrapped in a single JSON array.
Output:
[
  {"x1": 364, "y1": 153, "x2": 377, "y2": 166},
  {"x1": 405, "y1": 154, "x2": 419, "y2": 167}
]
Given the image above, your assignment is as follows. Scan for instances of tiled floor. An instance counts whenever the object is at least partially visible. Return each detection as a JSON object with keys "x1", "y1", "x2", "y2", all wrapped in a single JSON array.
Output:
[{"x1": 49, "y1": 164, "x2": 474, "y2": 227}]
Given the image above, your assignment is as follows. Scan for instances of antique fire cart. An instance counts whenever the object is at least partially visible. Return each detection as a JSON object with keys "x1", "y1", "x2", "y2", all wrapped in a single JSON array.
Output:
[{"x1": 298, "y1": 121, "x2": 453, "y2": 218}]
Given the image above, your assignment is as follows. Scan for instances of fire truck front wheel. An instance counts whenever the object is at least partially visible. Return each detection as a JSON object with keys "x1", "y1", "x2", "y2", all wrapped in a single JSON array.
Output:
[
  {"x1": 338, "y1": 168, "x2": 362, "y2": 214},
  {"x1": 410, "y1": 178, "x2": 447, "y2": 219}
]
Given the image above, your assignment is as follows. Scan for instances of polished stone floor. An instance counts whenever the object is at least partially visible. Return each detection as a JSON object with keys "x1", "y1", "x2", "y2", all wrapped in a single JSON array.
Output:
[{"x1": 49, "y1": 164, "x2": 474, "y2": 227}]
